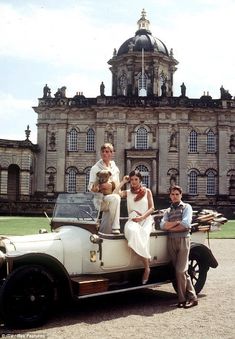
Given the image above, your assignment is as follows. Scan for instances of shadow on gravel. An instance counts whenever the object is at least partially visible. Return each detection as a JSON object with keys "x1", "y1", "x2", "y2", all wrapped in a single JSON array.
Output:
[
  {"x1": 1, "y1": 288, "x2": 177, "y2": 334},
  {"x1": 1, "y1": 288, "x2": 208, "y2": 335}
]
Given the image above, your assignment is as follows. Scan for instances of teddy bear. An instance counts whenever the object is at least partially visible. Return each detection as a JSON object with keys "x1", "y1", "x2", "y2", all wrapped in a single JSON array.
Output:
[{"x1": 96, "y1": 170, "x2": 116, "y2": 195}]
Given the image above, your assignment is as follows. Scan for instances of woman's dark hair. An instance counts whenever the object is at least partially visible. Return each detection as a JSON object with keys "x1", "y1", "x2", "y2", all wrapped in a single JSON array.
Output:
[{"x1": 129, "y1": 170, "x2": 142, "y2": 181}]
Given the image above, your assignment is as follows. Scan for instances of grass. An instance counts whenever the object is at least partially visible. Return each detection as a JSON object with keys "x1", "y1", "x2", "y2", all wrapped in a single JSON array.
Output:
[
  {"x1": 209, "y1": 220, "x2": 235, "y2": 239},
  {"x1": 0, "y1": 217, "x2": 51, "y2": 236},
  {"x1": 0, "y1": 217, "x2": 235, "y2": 238}
]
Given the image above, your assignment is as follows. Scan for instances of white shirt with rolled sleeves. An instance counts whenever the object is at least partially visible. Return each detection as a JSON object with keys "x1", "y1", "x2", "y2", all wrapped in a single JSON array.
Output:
[{"x1": 88, "y1": 159, "x2": 120, "y2": 233}]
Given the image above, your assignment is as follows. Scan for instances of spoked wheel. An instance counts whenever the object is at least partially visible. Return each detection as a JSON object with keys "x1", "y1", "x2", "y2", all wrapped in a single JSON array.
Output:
[
  {"x1": 172, "y1": 251, "x2": 208, "y2": 295},
  {"x1": 188, "y1": 251, "x2": 208, "y2": 294},
  {"x1": 0, "y1": 265, "x2": 55, "y2": 328}
]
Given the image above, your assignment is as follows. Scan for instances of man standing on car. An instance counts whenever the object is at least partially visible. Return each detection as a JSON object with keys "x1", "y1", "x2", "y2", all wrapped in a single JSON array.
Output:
[
  {"x1": 88, "y1": 143, "x2": 121, "y2": 234},
  {"x1": 160, "y1": 185, "x2": 198, "y2": 308}
]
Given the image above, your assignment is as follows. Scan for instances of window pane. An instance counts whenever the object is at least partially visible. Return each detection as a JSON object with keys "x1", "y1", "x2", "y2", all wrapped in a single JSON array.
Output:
[
  {"x1": 188, "y1": 171, "x2": 197, "y2": 194},
  {"x1": 136, "y1": 127, "x2": 148, "y2": 149},
  {"x1": 68, "y1": 129, "x2": 78, "y2": 151},
  {"x1": 86, "y1": 129, "x2": 95, "y2": 151},
  {"x1": 207, "y1": 171, "x2": 216, "y2": 195},
  {"x1": 135, "y1": 165, "x2": 150, "y2": 188},
  {"x1": 207, "y1": 131, "x2": 216, "y2": 153},
  {"x1": 189, "y1": 130, "x2": 197, "y2": 153},
  {"x1": 67, "y1": 169, "x2": 76, "y2": 193}
]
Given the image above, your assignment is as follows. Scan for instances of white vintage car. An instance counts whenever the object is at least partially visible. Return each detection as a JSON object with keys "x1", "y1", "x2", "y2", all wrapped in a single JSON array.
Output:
[{"x1": 0, "y1": 193, "x2": 219, "y2": 328}]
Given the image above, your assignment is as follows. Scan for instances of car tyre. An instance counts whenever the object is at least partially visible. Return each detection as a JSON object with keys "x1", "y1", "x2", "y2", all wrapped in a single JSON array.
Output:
[
  {"x1": 172, "y1": 250, "x2": 208, "y2": 295},
  {"x1": 188, "y1": 251, "x2": 208, "y2": 294},
  {"x1": 0, "y1": 264, "x2": 55, "y2": 328}
]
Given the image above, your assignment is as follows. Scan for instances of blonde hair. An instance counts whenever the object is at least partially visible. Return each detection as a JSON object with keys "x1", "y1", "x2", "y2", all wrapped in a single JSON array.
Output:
[{"x1": 100, "y1": 143, "x2": 114, "y2": 152}]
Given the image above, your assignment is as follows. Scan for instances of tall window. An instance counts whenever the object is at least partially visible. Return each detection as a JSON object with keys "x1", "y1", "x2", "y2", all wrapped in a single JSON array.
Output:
[
  {"x1": 188, "y1": 170, "x2": 198, "y2": 195},
  {"x1": 86, "y1": 128, "x2": 95, "y2": 151},
  {"x1": 135, "y1": 164, "x2": 150, "y2": 188},
  {"x1": 135, "y1": 127, "x2": 148, "y2": 149},
  {"x1": 67, "y1": 168, "x2": 77, "y2": 193},
  {"x1": 84, "y1": 167, "x2": 91, "y2": 192},
  {"x1": 189, "y1": 130, "x2": 197, "y2": 153},
  {"x1": 68, "y1": 128, "x2": 78, "y2": 151},
  {"x1": 207, "y1": 130, "x2": 216, "y2": 153},
  {"x1": 207, "y1": 171, "x2": 216, "y2": 195},
  {"x1": 138, "y1": 72, "x2": 147, "y2": 96}
]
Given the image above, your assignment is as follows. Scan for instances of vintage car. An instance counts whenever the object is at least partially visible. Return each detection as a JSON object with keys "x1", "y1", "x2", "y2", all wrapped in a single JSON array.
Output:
[{"x1": 0, "y1": 192, "x2": 222, "y2": 328}]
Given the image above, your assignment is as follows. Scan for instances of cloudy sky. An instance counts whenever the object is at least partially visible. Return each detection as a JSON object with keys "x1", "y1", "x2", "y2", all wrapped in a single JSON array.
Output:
[{"x1": 0, "y1": 0, "x2": 234, "y2": 143}]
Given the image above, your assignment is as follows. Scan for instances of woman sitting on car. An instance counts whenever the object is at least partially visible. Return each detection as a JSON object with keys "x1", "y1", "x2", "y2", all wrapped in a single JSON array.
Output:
[{"x1": 115, "y1": 170, "x2": 155, "y2": 284}]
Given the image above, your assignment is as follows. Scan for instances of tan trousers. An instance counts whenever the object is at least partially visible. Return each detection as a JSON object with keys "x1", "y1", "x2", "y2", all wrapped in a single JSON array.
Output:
[
  {"x1": 99, "y1": 193, "x2": 121, "y2": 233},
  {"x1": 167, "y1": 237, "x2": 197, "y2": 303}
]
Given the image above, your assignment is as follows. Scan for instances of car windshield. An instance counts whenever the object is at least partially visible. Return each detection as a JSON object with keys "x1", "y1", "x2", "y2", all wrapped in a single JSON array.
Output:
[{"x1": 52, "y1": 192, "x2": 103, "y2": 223}]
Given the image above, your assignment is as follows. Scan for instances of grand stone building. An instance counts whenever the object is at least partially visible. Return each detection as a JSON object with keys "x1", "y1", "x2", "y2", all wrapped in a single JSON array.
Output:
[{"x1": 0, "y1": 10, "x2": 235, "y2": 216}]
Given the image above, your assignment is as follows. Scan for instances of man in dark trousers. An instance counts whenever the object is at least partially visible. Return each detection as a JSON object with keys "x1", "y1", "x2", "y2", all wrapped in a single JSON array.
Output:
[{"x1": 160, "y1": 185, "x2": 198, "y2": 308}]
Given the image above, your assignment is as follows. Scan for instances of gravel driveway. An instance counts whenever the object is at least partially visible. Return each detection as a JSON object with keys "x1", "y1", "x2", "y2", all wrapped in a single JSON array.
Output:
[{"x1": 1, "y1": 239, "x2": 235, "y2": 339}]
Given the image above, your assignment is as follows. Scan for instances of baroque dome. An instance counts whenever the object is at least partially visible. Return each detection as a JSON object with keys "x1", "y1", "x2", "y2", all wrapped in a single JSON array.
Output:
[{"x1": 117, "y1": 9, "x2": 169, "y2": 56}]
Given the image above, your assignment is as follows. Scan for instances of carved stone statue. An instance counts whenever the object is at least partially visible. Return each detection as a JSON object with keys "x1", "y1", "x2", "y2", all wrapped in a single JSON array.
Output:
[
  {"x1": 100, "y1": 82, "x2": 105, "y2": 96},
  {"x1": 180, "y1": 82, "x2": 186, "y2": 97},
  {"x1": 161, "y1": 82, "x2": 167, "y2": 97},
  {"x1": 220, "y1": 85, "x2": 232, "y2": 100},
  {"x1": 54, "y1": 86, "x2": 66, "y2": 98},
  {"x1": 169, "y1": 126, "x2": 177, "y2": 150},
  {"x1": 43, "y1": 84, "x2": 51, "y2": 98},
  {"x1": 49, "y1": 132, "x2": 56, "y2": 150}
]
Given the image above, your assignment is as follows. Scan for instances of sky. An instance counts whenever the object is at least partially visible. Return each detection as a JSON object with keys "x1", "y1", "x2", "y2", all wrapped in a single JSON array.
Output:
[{"x1": 0, "y1": 0, "x2": 234, "y2": 143}]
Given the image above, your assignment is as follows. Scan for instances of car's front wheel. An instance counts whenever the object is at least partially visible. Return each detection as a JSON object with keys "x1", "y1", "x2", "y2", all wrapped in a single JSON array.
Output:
[
  {"x1": 188, "y1": 251, "x2": 208, "y2": 294},
  {"x1": 172, "y1": 250, "x2": 208, "y2": 295},
  {"x1": 0, "y1": 264, "x2": 55, "y2": 328}
]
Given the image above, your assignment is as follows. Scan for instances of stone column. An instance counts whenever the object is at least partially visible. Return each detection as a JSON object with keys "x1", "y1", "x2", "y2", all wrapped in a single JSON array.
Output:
[
  {"x1": 178, "y1": 124, "x2": 188, "y2": 192},
  {"x1": 152, "y1": 158, "x2": 157, "y2": 195},
  {"x1": 158, "y1": 123, "x2": 168, "y2": 194},
  {"x1": 56, "y1": 123, "x2": 67, "y2": 192},
  {"x1": 36, "y1": 123, "x2": 48, "y2": 192},
  {"x1": 127, "y1": 159, "x2": 131, "y2": 174},
  {"x1": 116, "y1": 123, "x2": 126, "y2": 177},
  {"x1": 153, "y1": 63, "x2": 159, "y2": 96},
  {"x1": 218, "y1": 126, "x2": 229, "y2": 194}
]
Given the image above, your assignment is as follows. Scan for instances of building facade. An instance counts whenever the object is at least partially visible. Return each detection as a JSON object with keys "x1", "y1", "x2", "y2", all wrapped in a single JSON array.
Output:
[{"x1": 0, "y1": 10, "x2": 235, "y2": 215}]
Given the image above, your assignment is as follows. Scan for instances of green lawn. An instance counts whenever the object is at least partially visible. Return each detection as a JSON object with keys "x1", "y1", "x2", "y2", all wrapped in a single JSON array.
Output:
[
  {"x1": 209, "y1": 220, "x2": 235, "y2": 239},
  {"x1": 0, "y1": 217, "x2": 51, "y2": 235},
  {"x1": 0, "y1": 216, "x2": 234, "y2": 238}
]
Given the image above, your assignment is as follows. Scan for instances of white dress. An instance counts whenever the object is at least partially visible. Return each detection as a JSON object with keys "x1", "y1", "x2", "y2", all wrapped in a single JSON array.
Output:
[{"x1": 124, "y1": 189, "x2": 153, "y2": 259}]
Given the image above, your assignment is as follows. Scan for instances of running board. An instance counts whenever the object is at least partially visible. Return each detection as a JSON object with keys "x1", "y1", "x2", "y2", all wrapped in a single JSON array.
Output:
[{"x1": 72, "y1": 278, "x2": 172, "y2": 299}]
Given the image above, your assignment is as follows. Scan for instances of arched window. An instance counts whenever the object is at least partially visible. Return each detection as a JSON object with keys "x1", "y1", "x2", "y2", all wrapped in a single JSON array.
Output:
[
  {"x1": 84, "y1": 167, "x2": 91, "y2": 192},
  {"x1": 135, "y1": 127, "x2": 148, "y2": 149},
  {"x1": 135, "y1": 164, "x2": 150, "y2": 188},
  {"x1": 86, "y1": 128, "x2": 95, "y2": 151},
  {"x1": 68, "y1": 128, "x2": 78, "y2": 151},
  {"x1": 207, "y1": 130, "x2": 216, "y2": 153},
  {"x1": 138, "y1": 72, "x2": 148, "y2": 96},
  {"x1": 207, "y1": 170, "x2": 216, "y2": 195},
  {"x1": 189, "y1": 130, "x2": 197, "y2": 153},
  {"x1": 188, "y1": 170, "x2": 198, "y2": 195},
  {"x1": 66, "y1": 168, "x2": 77, "y2": 193}
]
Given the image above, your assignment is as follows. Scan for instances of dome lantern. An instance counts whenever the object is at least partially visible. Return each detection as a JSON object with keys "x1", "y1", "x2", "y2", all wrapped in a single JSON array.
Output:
[{"x1": 108, "y1": 10, "x2": 178, "y2": 97}]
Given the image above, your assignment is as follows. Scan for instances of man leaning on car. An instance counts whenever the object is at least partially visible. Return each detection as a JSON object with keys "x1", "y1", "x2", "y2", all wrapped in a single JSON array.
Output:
[{"x1": 160, "y1": 185, "x2": 198, "y2": 309}]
